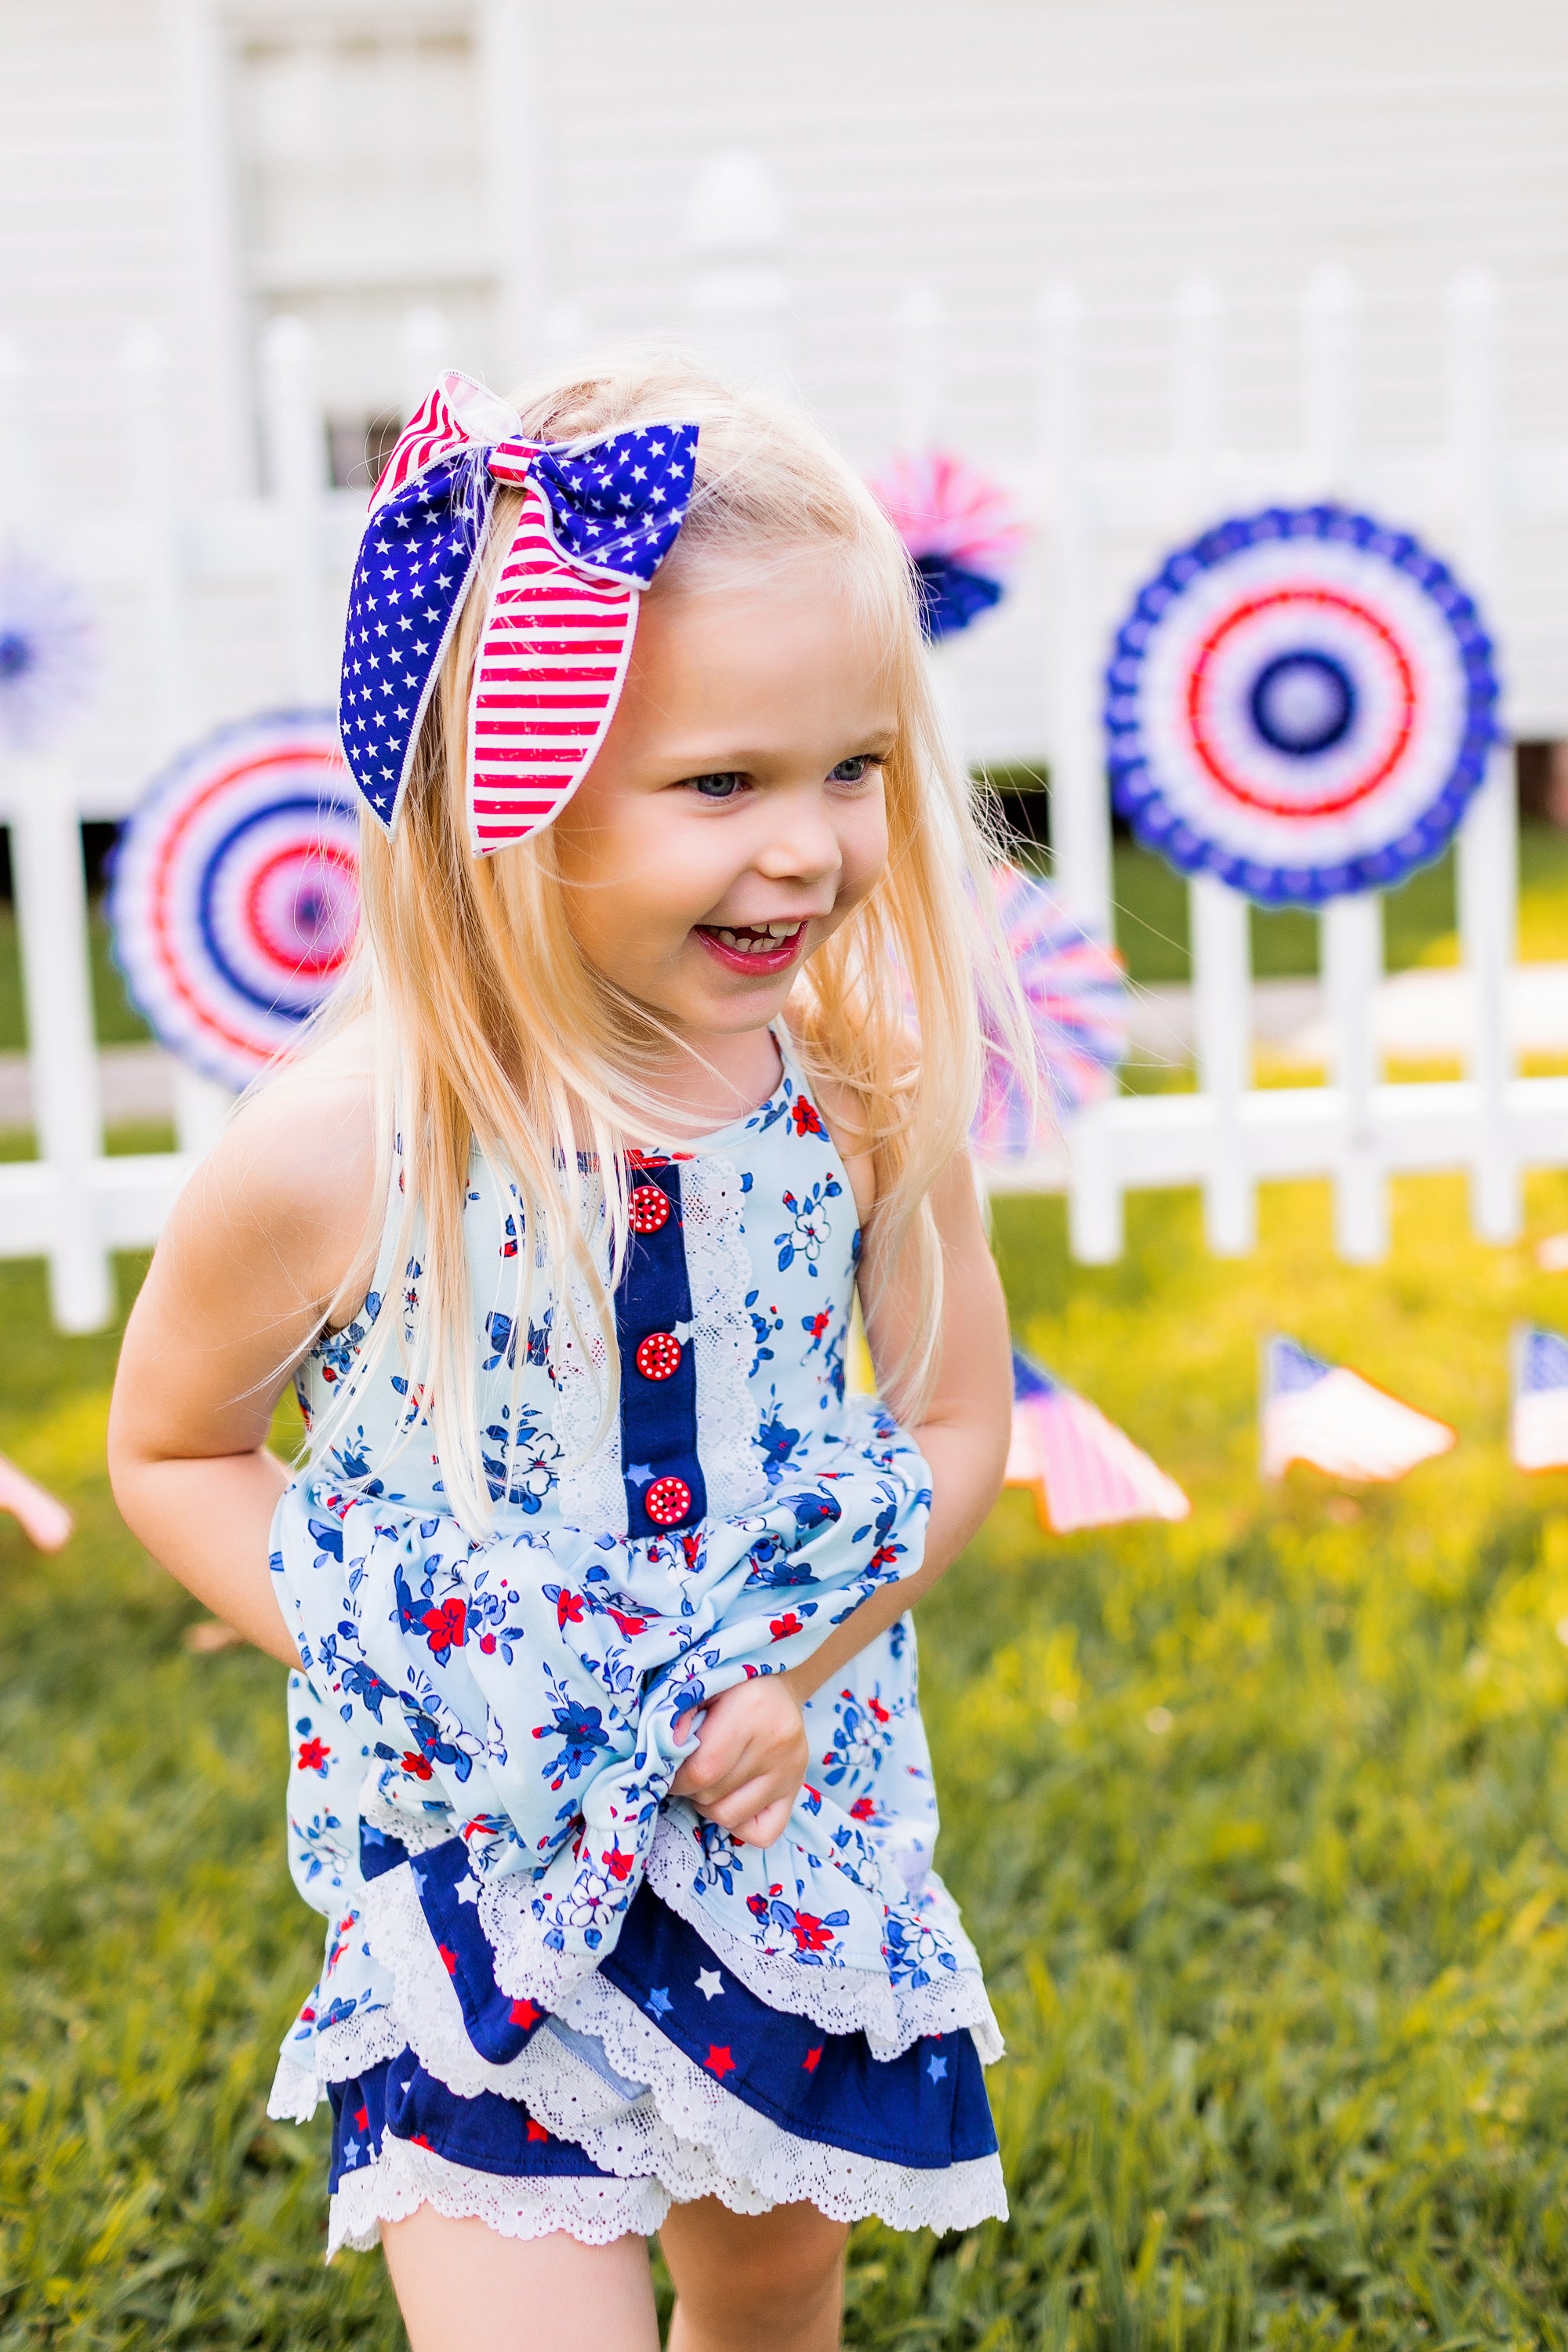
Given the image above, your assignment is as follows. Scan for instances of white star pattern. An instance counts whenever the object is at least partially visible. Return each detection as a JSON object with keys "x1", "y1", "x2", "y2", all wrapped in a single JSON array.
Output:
[
  {"x1": 456, "y1": 1875, "x2": 481, "y2": 1905},
  {"x1": 695, "y1": 1968, "x2": 724, "y2": 2000}
]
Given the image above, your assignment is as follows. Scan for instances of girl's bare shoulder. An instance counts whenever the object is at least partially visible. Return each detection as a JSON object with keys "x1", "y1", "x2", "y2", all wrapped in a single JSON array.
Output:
[{"x1": 172, "y1": 1018, "x2": 383, "y2": 1319}]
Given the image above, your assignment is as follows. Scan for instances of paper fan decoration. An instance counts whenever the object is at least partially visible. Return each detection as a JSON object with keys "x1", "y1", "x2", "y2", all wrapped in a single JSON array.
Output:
[
  {"x1": 109, "y1": 711, "x2": 361, "y2": 1091},
  {"x1": 869, "y1": 450, "x2": 1029, "y2": 640},
  {"x1": 1007, "y1": 1350, "x2": 1190, "y2": 1534},
  {"x1": 0, "y1": 551, "x2": 97, "y2": 750},
  {"x1": 1105, "y1": 504, "x2": 1499, "y2": 906},
  {"x1": 974, "y1": 866, "x2": 1127, "y2": 1156}
]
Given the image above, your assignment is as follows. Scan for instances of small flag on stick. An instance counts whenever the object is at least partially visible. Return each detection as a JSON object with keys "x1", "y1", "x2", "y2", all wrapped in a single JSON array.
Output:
[
  {"x1": 1261, "y1": 1336, "x2": 1454, "y2": 1483},
  {"x1": 1007, "y1": 1350, "x2": 1190, "y2": 1534},
  {"x1": 1511, "y1": 1326, "x2": 1568, "y2": 1471}
]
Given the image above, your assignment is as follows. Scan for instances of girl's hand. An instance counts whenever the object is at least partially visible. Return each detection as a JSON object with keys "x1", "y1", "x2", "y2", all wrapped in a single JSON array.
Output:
[{"x1": 670, "y1": 1678, "x2": 808, "y2": 1848}]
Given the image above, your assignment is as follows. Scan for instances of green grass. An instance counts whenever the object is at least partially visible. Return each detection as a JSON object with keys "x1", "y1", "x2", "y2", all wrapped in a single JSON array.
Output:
[
  {"x1": 1107, "y1": 826, "x2": 1568, "y2": 987},
  {"x1": 0, "y1": 909, "x2": 152, "y2": 1053},
  {"x1": 12, "y1": 1181, "x2": 1568, "y2": 2340}
]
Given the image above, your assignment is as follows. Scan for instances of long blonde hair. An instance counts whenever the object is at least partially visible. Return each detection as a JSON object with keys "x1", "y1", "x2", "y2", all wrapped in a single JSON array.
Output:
[{"x1": 310, "y1": 353, "x2": 1028, "y2": 1530}]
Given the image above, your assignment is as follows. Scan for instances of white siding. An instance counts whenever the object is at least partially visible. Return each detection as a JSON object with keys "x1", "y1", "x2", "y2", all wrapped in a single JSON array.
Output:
[{"x1": 2, "y1": 0, "x2": 1567, "y2": 796}]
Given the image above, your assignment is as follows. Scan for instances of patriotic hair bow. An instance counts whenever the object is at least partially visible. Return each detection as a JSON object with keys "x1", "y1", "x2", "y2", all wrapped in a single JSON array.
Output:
[{"x1": 339, "y1": 371, "x2": 699, "y2": 855}]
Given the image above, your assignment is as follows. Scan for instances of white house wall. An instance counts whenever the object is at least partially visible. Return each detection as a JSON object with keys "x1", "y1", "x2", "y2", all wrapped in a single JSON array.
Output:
[{"x1": 2, "y1": 0, "x2": 1566, "y2": 807}]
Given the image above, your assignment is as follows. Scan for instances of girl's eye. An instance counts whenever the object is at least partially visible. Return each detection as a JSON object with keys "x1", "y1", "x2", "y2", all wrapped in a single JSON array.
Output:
[
  {"x1": 683, "y1": 772, "x2": 746, "y2": 800},
  {"x1": 829, "y1": 755, "x2": 879, "y2": 784}
]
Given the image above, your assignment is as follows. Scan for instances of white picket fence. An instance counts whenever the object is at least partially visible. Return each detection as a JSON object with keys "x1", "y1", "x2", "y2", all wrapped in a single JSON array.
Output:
[
  {"x1": 0, "y1": 258, "x2": 1564, "y2": 1330},
  {"x1": 979, "y1": 267, "x2": 1563, "y2": 1270}
]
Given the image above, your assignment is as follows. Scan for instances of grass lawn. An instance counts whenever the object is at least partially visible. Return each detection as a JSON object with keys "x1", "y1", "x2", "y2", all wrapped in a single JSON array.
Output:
[
  {"x1": 10, "y1": 1177, "x2": 1568, "y2": 2343},
  {"x1": 1107, "y1": 825, "x2": 1568, "y2": 986}
]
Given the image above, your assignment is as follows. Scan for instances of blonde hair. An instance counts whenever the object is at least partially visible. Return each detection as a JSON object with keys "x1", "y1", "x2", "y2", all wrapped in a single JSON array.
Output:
[{"x1": 310, "y1": 353, "x2": 1028, "y2": 1530}]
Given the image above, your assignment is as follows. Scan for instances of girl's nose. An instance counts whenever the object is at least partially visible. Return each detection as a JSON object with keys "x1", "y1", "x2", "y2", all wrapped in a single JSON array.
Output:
[{"x1": 753, "y1": 789, "x2": 844, "y2": 887}]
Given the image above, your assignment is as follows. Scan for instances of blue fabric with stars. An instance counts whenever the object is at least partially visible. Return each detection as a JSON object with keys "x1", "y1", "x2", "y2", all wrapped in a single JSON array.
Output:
[
  {"x1": 339, "y1": 423, "x2": 699, "y2": 829},
  {"x1": 342, "y1": 1821, "x2": 996, "y2": 2183}
]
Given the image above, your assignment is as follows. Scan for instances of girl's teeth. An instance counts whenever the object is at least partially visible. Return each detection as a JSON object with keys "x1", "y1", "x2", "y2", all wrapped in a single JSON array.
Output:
[{"x1": 710, "y1": 924, "x2": 800, "y2": 955}]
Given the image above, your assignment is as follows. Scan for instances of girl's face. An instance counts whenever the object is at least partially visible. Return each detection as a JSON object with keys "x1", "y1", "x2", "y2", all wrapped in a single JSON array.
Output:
[{"x1": 550, "y1": 556, "x2": 895, "y2": 1058}]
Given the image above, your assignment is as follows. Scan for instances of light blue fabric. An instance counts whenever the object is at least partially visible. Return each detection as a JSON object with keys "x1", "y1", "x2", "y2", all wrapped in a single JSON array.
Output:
[{"x1": 273, "y1": 1036, "x2": 993, "y2": 2091}]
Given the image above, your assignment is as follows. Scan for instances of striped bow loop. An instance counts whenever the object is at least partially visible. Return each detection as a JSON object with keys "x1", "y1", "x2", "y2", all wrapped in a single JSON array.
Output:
[{"x1": 339, "y1": 371, "x2": 699, "y2": 855}]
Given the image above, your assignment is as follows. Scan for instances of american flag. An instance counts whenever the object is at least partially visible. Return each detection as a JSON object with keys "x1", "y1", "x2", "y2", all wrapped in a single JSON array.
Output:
[
  {"x1": 340, "y1": 369, "x2": 698, "y2": 855},
  {"x1": 1511, "y1": 1325, "x2": 1568, "y2": 1471},
  {"x1": 1261, "y1": 1335, "x2": 1455, "y2": 1483},
  {"x1": 1005, "y1": 1349, "x2": 1189, "y2": 1534}
]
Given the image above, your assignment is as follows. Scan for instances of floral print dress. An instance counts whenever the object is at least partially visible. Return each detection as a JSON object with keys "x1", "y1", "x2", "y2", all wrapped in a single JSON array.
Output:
[{"x1": 267, "y1": 1032, "x2": 1005, "y2": 2255}]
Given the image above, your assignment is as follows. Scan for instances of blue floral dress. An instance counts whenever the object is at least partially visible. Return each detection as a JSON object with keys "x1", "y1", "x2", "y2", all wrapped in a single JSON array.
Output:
[{"x1": 268, "y1": 1033, "x2": 1005, "y2": 2256}]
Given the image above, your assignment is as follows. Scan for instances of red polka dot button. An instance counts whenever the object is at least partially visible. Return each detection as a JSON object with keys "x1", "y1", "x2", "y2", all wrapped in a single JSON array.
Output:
[
  {"x1": 628, "y1": 1184, "x2": 670, "y2": 1235},
  {"x1": 644, "y1": 1475, "x2": 693, "y2": 1526},
  {"x1": 635, "y1": 1330, "x2": 683, "y2": 1381}
]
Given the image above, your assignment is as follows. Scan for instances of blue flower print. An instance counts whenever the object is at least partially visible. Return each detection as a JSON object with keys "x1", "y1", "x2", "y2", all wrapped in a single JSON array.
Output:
[
  {"x1": 481, "y1": 1408, "x2": 562, "y2": 1510},
  {"x1": 483, "y1": 1307, "x2": 553, "y2": 1373},
  {"x1": 757, "y1": 1407, "x2": 800, "y2": 1483},
  {"x1": 775, "y1": 1175, "x2": 841, "y2": 1276},
  {"x1": 744, "y1": 1885, "x2": 851, "y2": 1962},
  {"x1": 532, "y1": 1671, "x2": 612, "y2": 1789},
  {"x1": 746, "y1": 1289, "x2": 783, "y2": 1375}
]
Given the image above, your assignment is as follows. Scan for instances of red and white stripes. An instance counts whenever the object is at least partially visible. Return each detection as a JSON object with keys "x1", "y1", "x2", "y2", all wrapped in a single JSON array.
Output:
[{"x1": 464, "y1": 480, "x2": 640, "y2": 853}]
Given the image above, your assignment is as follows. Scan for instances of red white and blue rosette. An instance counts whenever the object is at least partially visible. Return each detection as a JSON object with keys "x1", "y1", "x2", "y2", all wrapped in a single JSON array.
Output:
[
  {"x1": 109, "y1": 711, "x2": 361, "y2": 1091},
  {"x1": 1104, "y1": 505, "x2": 1500, "y2": 905}
]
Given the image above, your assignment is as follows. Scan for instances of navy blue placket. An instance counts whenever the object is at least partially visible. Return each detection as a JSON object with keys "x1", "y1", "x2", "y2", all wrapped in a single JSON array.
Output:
[{"x1": 618, "y1": 1162, "x2": 706, "y2": 1536}]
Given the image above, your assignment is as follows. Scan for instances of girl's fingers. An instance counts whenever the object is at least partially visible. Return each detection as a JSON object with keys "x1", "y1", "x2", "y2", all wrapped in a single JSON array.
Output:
[
  {"x1": 732, "y1": 1796, "x2": 793, "y2": 1849},
  {"x1": 705, "y1": 1774, "x2": 795, "y2": 1833}
]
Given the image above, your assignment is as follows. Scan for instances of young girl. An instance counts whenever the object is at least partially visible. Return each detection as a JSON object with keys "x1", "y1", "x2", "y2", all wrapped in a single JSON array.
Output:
[{"x1": 109, "y1": 359, "x2": 1021, "y2": 2351}]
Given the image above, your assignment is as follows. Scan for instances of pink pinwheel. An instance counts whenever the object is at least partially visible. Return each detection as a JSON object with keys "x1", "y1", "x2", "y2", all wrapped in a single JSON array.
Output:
[
  {"x1": 974, "y1": 866, "x2": 1128, "y2": 1157},
  {"x1": 868, "y1": 450, "x2": 1029, "y2": 641}
]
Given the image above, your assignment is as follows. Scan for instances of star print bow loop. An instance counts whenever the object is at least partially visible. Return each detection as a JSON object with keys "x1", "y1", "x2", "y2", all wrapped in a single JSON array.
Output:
[{"x1": 339, "y1": 369, "x2": 699, "y2": 855}]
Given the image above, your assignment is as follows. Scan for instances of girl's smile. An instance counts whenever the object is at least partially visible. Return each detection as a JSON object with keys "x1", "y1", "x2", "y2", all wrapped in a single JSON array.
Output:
[
  {"x1": 551, "y1": 557, "x2": 895, "y2": 1121},
  {"x1": 695, "y1": 919, "x2": 808, "y2": 975}
]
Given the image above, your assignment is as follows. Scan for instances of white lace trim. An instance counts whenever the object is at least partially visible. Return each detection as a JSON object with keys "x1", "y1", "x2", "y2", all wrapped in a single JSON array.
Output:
[
  {"x1": 284, "y1": 1880, "x2": 1005, "y2": 2237},
  {"x1": 550, "y1": 1223, "x2": 626, "y2": 1534},
  {"x1": 643, "y1": 1820, "x2": 1004, "y2": 2063},
  {"x1": 361, "y1": 1777, "x2": 463, "y2": 1857},
  {"x1": 268, "y1": 2005, "x2": 409, "y2": 2122},
  {"x1": 327, "y1": 2133, "x2": 669, "y2": 2259},
  {"x1": 359, "y1": 1854, "x2": 557, "y2": 2100},
  {"x1": 472, "y1": 1842, "x2": 998, "y2": 2067},
  {"x1": 681, "y1": 1152, "x2": 770, "y2": 1518},
  {"x1": 520, "y1": 1972, "x2": 1009, "y2": 2233}
]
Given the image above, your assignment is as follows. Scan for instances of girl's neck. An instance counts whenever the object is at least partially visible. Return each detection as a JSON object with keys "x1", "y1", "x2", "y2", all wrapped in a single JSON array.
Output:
[{"x1": 637, "y1": 1020, "x2": 785, "y2": 1142}]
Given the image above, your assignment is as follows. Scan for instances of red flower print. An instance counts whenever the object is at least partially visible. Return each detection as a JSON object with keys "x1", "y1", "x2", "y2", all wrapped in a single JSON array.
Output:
[
  {"x1": 705, "y1": 2045, "x2": 737, "y2": 2079},
  {"x1": 850, "y1": 1795, "x2": 877, "y2": 1821},
  {"x1": 420, "y1": 1597, "x2": 466, "y2": 1653},
  {"x1": 869, "y1": 1544, "x2": 901, "y2": 1573},
  {"x1": 526, "y1": 2118, "x2": 551, "y2": 2142},
  {"x1": 867, "y1": 1696, "x2": 891, "y2": 1725},
  {"x1": 770, "y1": 1613, "x2": 804, "y2": 1642},
  {"x1": 510, "y1": 1998, "x2": 543, "y2": 2031},
  {"x1": 791, "y1": 1098, "x2": 823, "y2": 1137},
  {"x1": 296, "y1": 1737, "x2": 331, "y2": 1773},
  {"x1": 788, "y1": 1911, "x2": 836, "y2": 1955},
  {"x1": 604, "y1": 1846, "x2": 635, "y2": 1883},
  {"x1": 438, "y1": 1944, "x2": 459, "y2": 1976},
  {"x1": 479, "y1": 1633, "x2": 497, "y2": 1653},
  {"x1": 555, "y1": 1589, "x2": 585, "y2": 1630},
  {"x1": 806, "y1": 1309, "x2": 830, "y2": 1342},
  {"x1": 605, "y1": 1606, "x2": 647, "y2": 1637},
  {"x1": 802, "y1": 2045, "x2": 823, "y2": 2074},
  {"x1": 401, "y1": 1751, "x2": 434, "y2": 1781}
]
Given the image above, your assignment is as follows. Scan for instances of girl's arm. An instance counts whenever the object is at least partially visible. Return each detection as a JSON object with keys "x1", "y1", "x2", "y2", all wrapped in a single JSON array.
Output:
[
  {"x1": 107, "y1": 1043, "x2": 379, "y2": 1668},
  {"x1": 672, "y1": 1141, "x2": 1011, "y2": 1843}
]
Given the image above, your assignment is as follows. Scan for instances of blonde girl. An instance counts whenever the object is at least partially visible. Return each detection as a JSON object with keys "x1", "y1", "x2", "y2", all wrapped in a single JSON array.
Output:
[{"x1": 109, "y1": 358, "x2": 1018, "y2": 2352}]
